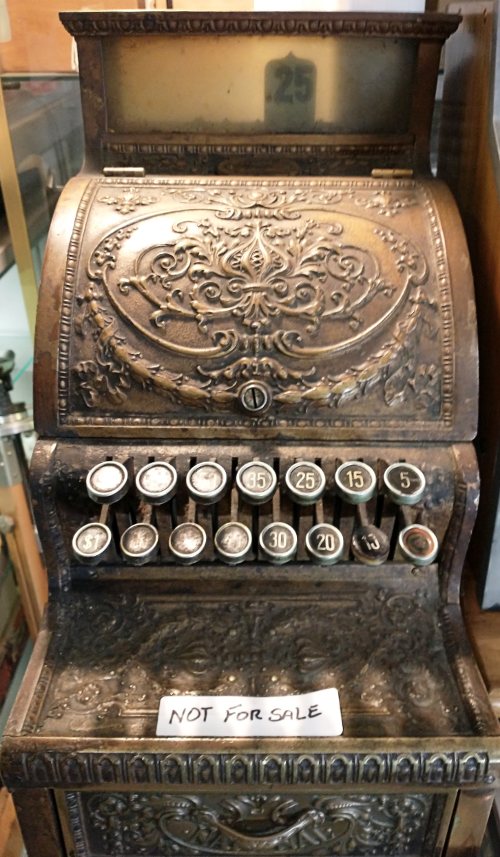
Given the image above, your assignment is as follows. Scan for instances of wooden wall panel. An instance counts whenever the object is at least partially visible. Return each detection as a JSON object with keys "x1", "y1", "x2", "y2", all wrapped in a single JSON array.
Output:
[
  {"x1": 438, "y1": 4, "x2": 500, "y2": 594},
  {"x1": 0, "y1": 1, "x2": 141, "y2": 74}
]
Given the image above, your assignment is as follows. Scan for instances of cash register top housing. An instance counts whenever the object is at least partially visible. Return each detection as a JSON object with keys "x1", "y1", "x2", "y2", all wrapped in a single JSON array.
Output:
[{"x1": 32, "y1": 10, "x2": 477, "y2": 446}]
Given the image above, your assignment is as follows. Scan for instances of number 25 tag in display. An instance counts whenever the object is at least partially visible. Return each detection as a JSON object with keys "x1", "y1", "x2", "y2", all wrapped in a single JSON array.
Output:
[{"x1": 265, "y1": 52, "x2": 316, "y2": 132}]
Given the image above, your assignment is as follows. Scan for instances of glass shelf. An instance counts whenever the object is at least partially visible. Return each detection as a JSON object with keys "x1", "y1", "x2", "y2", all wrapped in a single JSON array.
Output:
[
  {"x1": 0, "y1": 73, "x2": 84, "y2": 280},
  {"x1": 0, "y1": 74, "x2": 84, "y2": 462}
]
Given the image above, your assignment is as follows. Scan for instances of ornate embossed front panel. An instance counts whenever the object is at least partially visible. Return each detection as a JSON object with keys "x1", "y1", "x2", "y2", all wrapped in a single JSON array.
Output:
[
  {"x1": 62, "y1": 790, "x2": 443, "y2": 857},
  {"x1": 17, "y1": 586, "x2": 477, "y2": 740},
  {"x1": 39, "y1": 174, "x2": 476, "y2": 441}
]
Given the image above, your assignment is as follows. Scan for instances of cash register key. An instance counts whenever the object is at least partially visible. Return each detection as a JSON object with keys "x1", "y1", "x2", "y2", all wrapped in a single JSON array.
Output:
[
  {"x1": 214, "y1": 521, "x2": 252, "y2": 564},
  {"x1": 120, "y1": 522, "x2": 159, "y2": 566},
  {"x1": 383, "y1": 462, "x2": 426, "y2": 506},
  {"x1": 135, "y1": 461, "x2": 177, "y2": 505},
  {"x1": 305, "y1": 523, "x2": 344, "y2": 565},
  {"x1": 235, "y1": 460, "x2": 277, "y2": 505},
  {"x1": 186, "y1": 461, "x2": 228, "y2": 505},
  {"x1": 259, "y1": 522, "x2": 297, "y2": 564},
  {"x1": 72, "y1": 522, "x2": 112, "y2": 565},
  {"x1": 284, "y1": 461, "x2": 326, "y2": 505},
  {"x1": 351, "y1": 525, "x2": 390, "y2": 566},
  {"x1": 86, "y1": 461, "x2": 129, "y2": 504},
  {"x1": 169, "y1": 522, "x2": 207, "y2": 564},
  {"x1": 398, "y1": 524, "x2": 439, "y2": 566},
  {"x1": 334, "y1": 460, "x2": 377, "y2": 505}
]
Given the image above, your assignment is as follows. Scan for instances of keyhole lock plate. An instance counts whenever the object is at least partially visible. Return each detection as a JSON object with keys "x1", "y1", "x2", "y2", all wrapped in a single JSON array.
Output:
[{"x1": 238, "y1": 381, "x2": 272, "y2": 414}]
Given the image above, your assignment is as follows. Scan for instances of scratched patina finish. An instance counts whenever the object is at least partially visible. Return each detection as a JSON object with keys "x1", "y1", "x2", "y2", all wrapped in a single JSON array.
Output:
[
  {"x1": 1, "y1": 10, "x2": 498, "y2": 857},
  {"x1": 55, "y1": 176, "x2": 455, "y2": 438},
  {"x1": 19, "y1": 587, "x2": 471, "y2": 739},
  {"x1": 65, "y1": 790, "x2": 441, "y2": 857}
]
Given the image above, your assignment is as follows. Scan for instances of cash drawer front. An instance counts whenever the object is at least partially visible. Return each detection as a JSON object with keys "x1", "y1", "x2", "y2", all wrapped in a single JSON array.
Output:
[{"x1": 61, "y1": 789, "x2": 446, "y2": 857}]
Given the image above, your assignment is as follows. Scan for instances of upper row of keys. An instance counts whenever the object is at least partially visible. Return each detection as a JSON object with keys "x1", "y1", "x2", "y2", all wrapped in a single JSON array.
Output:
[{"x1": 86, "y1": 459, "x2": 426, "y2": 508}]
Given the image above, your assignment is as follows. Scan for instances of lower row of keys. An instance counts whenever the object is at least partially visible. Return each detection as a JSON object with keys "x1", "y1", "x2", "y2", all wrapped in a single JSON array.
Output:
[{"x1": 72, "y1": 520, "x2": 438, "y2": 567}]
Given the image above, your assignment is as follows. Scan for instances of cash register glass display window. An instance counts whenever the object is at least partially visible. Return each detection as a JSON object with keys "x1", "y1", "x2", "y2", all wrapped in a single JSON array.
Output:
[{"x1": 104, "y1": 36, "x2": 416, "y2": 135}]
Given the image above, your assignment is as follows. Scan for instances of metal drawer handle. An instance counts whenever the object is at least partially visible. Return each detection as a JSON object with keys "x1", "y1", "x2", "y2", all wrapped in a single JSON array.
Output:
[{"x1": 199, "y1": 807, "x2": 326, "y2": 851}]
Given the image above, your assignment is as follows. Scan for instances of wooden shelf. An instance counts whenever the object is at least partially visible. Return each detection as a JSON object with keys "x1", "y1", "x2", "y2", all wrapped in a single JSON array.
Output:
[
  {"x1": 0, "y1": 787, "x2": 23, "y2": 857},
  {"x1": 463, "y1": 573, "x2": 500, "y2": 718}
]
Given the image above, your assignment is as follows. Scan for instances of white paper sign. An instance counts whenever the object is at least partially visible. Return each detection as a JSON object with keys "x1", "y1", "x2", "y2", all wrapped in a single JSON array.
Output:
[{"x1": 156, "y1": 687, "x2": 342, "y2": 737}]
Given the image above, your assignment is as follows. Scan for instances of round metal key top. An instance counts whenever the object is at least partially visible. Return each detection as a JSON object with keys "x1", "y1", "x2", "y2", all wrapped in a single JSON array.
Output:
[
  {"x1": 169, "y1": 522, "x2": 207, "y2": 564},
  {"x1": 186, "y1": 461, "x2": 227, "y2": 505},
  {"x1": 383, "y1": 462, "x2": 426, "y2": 506},
  {"x1": 259, "y1": 522, "x2": 297, "y2": 564},
  {"x1": 398, "y1": 524, "x2": 439, "y2": 566},
  {"x1": 335, "y1": 461, "x2": 377, "y2": 505},
  {"x1": 135, "y1": 461, "x2": 177, "y2": 504},
  {"x1": 285, "y1": 461, "x2": 325, "y2": 505},
  {"x1": 305, "y1": 523, "x2": 344, "y2": 565},
  {"x1": 86, "y1": 461, "x2": 129, "y2": 504},
  {"x1": 351, "y1": 524, "x2": 390, "y2": 566},
  {"x1": 72, "y1": 522, "x2": 112, "y2": 565},
  {"x1": 236, "y1": 461, "x2": 277, "y2": 505},
  {"x1": 120, "y1": 522, "x2": 159, "y2": 565},
  {"x1": 214, "y1": 521, "x2": 252, "y2": 564}
]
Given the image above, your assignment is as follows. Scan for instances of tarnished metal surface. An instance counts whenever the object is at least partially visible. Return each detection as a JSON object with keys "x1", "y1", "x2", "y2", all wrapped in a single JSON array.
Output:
[
  {"x1": 35, "y1": 175, "x2": 477, "y2": 442},
  {"x1": 1, "y1": 10, "x2": 498, "y2": 857},
  {"x1": 62, "y1": 790, "x2": 444, "y2": 857},
  {"x1": 7, "y1": 588, "x2": 474, "y2": 739},
  {"x1": 60, "y1": 11, "x2": 460, "y2": 176},
  {"x1": 28, "y1": 440, "x2": 461, "y2": 584}
]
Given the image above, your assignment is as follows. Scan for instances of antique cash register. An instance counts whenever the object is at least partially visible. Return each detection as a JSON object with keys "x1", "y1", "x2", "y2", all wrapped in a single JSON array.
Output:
[{"x1": 1, "y1": 10, "x2": 499, "y2": 857}]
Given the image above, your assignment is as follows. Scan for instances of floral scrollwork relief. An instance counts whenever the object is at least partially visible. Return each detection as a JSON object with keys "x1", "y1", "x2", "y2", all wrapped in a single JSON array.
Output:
[
  {"x1": 98, "y1": 191, "x2": 159, "y2": 214},
  {"x1": 72, "y1": 184, "x2": 441, "y2": 416},
  {"x1": 78, "y1": 791, "x2": 433, "y2": 855}
]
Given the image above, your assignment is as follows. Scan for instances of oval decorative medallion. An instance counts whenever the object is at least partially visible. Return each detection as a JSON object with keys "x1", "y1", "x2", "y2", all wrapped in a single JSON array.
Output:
[{"x1": 71, "y1": 178, "x2": 445, "y2": 427}]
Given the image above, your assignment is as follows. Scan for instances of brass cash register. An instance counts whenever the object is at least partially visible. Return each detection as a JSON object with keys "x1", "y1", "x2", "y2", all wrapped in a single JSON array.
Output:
[{"x1": 1, "y1": 10, "x2": 499, "y2": 857}]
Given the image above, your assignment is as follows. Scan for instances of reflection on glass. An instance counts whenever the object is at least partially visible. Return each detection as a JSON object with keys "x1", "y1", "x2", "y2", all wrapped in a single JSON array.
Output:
[
  {"x1": 1, "y1": 74, "x2": 84, "y2": 280},
  {"x1": 104, "y1": 34, "x2": 417, "y2": 137},
  {"x1": 265, "y1": 53, "x2": 316, "y2": 132}
]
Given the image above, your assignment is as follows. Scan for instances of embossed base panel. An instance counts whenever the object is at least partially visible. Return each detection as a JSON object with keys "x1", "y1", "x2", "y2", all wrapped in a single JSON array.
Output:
[
  {"x1": 19, "y1": 582, "x2": 475, "y2": 740},
  {"x1": 62, "y1": 789, "x2": 445, "y2": 857}
]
